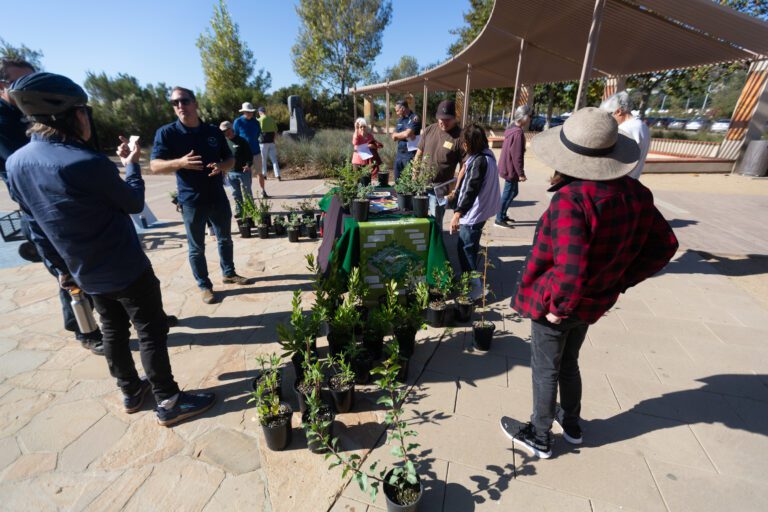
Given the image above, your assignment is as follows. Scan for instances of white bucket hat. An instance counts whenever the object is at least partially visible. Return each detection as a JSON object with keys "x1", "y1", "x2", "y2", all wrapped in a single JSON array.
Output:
[
  {"x1": 531, "y1": 107, "x2": 639, "y2": 181},
  {"x1": 239, "y1": 102, "x2": 256, "y2": 112},
  {"x1": 219, "y1": 121, "x2": 232, "y2": 131}
]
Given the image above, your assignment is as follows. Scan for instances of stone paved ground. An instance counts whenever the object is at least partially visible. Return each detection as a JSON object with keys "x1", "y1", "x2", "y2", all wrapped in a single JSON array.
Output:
[{"x1": 1, "y1": 157, "x2": 768, "y2": 512}]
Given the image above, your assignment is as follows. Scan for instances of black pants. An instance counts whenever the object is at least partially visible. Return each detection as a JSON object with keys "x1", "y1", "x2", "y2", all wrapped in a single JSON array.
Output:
[
  {"x1": 91, "y1": 268, "x2": 180, "y2": 401},
  {"x1": 530, "y1": 317, "x2": 589, "y2": 441}
]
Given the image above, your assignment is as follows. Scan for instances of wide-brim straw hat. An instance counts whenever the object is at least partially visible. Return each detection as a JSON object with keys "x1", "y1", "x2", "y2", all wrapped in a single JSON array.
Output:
[{"x1": 531, "y1": 107, "x2": 639, "y2": 181}]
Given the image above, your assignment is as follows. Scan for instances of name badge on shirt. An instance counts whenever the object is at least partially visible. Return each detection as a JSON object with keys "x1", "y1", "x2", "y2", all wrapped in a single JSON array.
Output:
[{"x1": 443, "y1": 140, "x2": 454, "y2": 150}]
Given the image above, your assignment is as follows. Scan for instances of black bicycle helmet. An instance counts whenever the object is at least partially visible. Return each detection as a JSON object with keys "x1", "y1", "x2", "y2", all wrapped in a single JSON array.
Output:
[{"x1": 9, "y1": 72, "x2": 88, "y2": 120}]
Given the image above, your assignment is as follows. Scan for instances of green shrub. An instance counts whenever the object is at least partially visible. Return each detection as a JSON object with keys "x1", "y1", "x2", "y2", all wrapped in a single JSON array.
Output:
[{"x1": 650, "y1": 129, "x2": 724, "y2": 143}]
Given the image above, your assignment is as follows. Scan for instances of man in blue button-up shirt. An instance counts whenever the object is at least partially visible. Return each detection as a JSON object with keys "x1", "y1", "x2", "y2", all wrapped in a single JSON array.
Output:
[
  {"x1": 151, "y1": 86, "x2": 249, "y2": 304},
  {"x1": 391, "y1": 99, "x2": 420, "y2": 181}
]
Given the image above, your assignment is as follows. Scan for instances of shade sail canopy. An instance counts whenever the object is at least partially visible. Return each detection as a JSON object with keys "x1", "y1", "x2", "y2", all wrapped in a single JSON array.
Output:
[{"x1": 352, "y1": 0, "x2": 768, "y2": 95}]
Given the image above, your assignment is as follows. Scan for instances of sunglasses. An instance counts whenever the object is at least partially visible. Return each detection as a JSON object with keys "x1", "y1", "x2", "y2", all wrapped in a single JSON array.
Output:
[{"x1": 170, "y1": 98, "x2": 193, "y2": 107}]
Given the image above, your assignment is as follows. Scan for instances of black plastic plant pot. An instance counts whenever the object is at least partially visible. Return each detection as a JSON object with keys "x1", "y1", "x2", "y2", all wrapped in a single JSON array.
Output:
[
  {"x1": 301, "y1": 406, "x2": 335, "y2": 454},
  {"x1": 383, "y1": 469, "x2": 423, "y2": 512},
  {"x1": 378, "y1": 172, "x2": 390, "y2": 187},
  {"x1": 359, "y1": 175, "x2": 372, "y2": 187},
  {"x1": 397, "y1": 193, "x2": 413, "y2": 212},
  {"x1": 287, "y1": 228, "x2": 300, "y2": 243},
  {"x1": 293, "y1": 378, "x2": 321, "y2": 415},
  {"x1": 261, "y1": 403, "x2": 293, "y2": 451},
  {"x1": 394, "y1": 326, "x2": 417, "y2": 358},
  {"x1": 352, "y1": 354, "x2": 373, "y2": 385},
  {"x1": 260, "y1": 213, "x2": 272, "y2": 227},
  {"x1": 352, "y1": 199, "x2": 370, "y2": 222},
  {"x1": 307, "y1": 224, "x2": 318, "y2": 239},
  {"x1": 412, "y1": 195, "x2": 429, "y2": 218},
  {"x1": 454, "y1": 299, "x2": 474, "y2": 323},
  {"x1": 239, "y1": 225, "x2": 252, "y2": 238},
  {"x1": 396, "y1": 357, "x2": 409, "y2": 383},
  {"x1": 274, "y1": 223, "x2": 286, "y2": 236},
  {"x1": 328, "y1": 375, "x2": 355, "y2": 413},
  {"x1": 472, "y1": 321, "x2": 495, "y2": 351},
  {"x1": 426, "y1": 302, "x2": 447, "y2": 327},
  {"x1": 258, "y1": 225, "x2": 269, "y2": 239},
  {"x1": 251, "y1": 368, "x2": 284, "y2": 401},
  {"x1": 363, "y1": 333, "x2": 384, "y2": 360},
  {"x1": 327, "y1": 330, "x2": 352, "y2": 357}
]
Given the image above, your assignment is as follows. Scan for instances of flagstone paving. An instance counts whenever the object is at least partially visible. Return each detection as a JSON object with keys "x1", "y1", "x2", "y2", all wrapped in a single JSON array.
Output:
[{"x1": 1, "y1": 158, "x2": 767, "y2": 511}]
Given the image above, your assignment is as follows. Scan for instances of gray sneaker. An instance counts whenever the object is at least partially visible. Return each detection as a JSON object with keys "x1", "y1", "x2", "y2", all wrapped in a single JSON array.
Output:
[
  {"x1": 201, "y1": 288, "x2": 216, "y2": 304},
  {"x1": 222, "y1": 274, "x2": 249, "y2": 285}
]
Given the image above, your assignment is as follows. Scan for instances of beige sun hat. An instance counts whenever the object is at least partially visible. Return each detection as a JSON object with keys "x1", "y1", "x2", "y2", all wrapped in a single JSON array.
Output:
[
  {"x1": 219, "y1": 120, "x2": 232, "y2": 131},
  {"x1": 239, "y1": 102, "x2": 256, "y2": 112},
  {"x1": 531, "y1": 107, "x2": 639, "y2": 181}
]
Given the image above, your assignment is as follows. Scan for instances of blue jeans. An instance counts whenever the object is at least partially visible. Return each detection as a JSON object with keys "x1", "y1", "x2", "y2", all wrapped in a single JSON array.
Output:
[
  {"x1": 227, "y1": 172, "x2": 252, "y2": 216},
  {"x1": 428, "y1": 192, "x2": 446, "y2": 234},
  {"x1": 394, "y1": 151, "x2": 415, "y2": 181},
  {"x1": 530, "y1": 317, "x2": 589, "y2": 441},
  {"x1": 457, "y1": 221, "x2": 485, "y2": 273},
  {"x1": 496, "y1": 179, "x2": 519, "y2": 222},
  {"x1": 181, "y1": 200, "x2": 235, "y2": 289}
]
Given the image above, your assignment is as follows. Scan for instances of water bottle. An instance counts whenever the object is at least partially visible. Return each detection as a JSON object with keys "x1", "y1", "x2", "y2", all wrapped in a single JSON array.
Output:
[{"x1": 69, "y1": 289, "x2": 99, "y2": 335}]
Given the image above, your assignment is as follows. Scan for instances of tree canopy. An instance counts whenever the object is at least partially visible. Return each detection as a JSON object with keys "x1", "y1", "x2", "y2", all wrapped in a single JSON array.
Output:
[
  {"x1": 383, "y1": 56, "x2": 420, "y2": 82},
  {"x1": 292, "y1": 0, "x2": 392, "y2": 96},
  {"x1": 0, "y1": 38, "x2": 43, "y2": 70}
]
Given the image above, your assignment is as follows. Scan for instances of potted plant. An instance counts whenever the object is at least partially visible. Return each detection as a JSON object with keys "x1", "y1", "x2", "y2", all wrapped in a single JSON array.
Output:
[
  {"x1": 273, "y1": 215, "x2": 287, "y2": 236},
  {"x1": 329, "y1": 163, "x2": 365, "y2": 213},
  {"x1": 248, "y1": 372, "x2": 293, "y2": 451},
  {"x1": 328, "y1": 295, "x2": 361, "y2": 357},
  {"x1": 378, "y1": 168, "x2": 390, "y2": 187},
  {"x1": 236, "y1": 192, "x2": 256, "y2": 238},
  {"x1": 358, "y1": 165, "x2": 372, "y2": 187},
  {"x1": 302, "y1": 389, "x2": 335, "y2": 454},
  {"x1": 410, "y1": 157, "x2": 436, "y2": 218},
  {"x1": 328, "y1": 353, "x2": 355, "y2": 413},
  {"x1": 304, "y1": 216, "x2": 318, "y2": 239},
  {"x1": 307, "y1": 342, "x2": 424, "y2": 511},
  {"x1": 251, "y1": 353, "x2": 283, "y2": 400},
  {"x1": 286, "y1": 213, "x2": 302, "y2": 243},
  {"x1": 384, "y1": 280, "x2": 428, "y2": 359},
  {"x1": 426, "y1": 262, "x2": 454, "y2": 327},
  {"x1": 295, "y1": 354, "x2": 325, "y2": 415},
  {"x1": 352, "y1": 183, "x2": 374, "y2": 222},
  {"x1": 346, "y1": 341, "x2": 374, "y2": 385},
  {"x1": 394, "y1": 163, "x2": 415, "y2": 212},
  {"x1": 297, "y1": 198, "x2": 317, "y2": 222},
  {"x1": 472, "y1": 245, "x2": 494, "y2": 351},
  {"x1": 363, "y1": 307, "x2": 389, "y2": 360},
  {"x1": 454, "y1": 271, "x2": 478, "y2": 323},
  {"x1": 256, "y1": 192, "x2": 272, "y2": 227},
  {"x1": 278, "y1": 290, "x2": 323, "y2": 381}
]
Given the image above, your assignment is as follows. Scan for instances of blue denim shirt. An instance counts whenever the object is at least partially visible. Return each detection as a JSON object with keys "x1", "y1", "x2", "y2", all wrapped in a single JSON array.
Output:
[
  {"x1": 7, "y1": 135, "x2": 150, "y2": 294},
  {"x1": 233, "y1": 115, "x2": 262, "y2": 154}
]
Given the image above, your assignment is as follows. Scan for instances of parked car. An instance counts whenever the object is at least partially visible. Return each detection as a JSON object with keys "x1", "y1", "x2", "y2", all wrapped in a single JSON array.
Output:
[
  {"x1": 710, "y1": 119, "x2": 731, "y2": 133},
  {"x1": 653, "y1": 117, "x2": 673, "y2": 128},
  {"x1": 667, "y1": 118, "x2": 688, "y2": 130},
  {"x1": 685, "y1": 117, "x2": 710, "y2": 131},
  {"x1": 530, "y1": 115, "x2": 566, "y2": 132}
]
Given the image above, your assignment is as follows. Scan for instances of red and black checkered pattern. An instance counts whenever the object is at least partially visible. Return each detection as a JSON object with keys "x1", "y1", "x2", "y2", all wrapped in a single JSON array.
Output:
[{"x1": 513, "y1": 176, "x2": 678, "y2": 324}]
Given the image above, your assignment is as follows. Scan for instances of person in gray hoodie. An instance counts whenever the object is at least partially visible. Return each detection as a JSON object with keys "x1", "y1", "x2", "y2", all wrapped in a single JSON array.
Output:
[
  {"x1": 495, "y1": 105, "x2": 531, "y2": 228},
  {"x1": 449, "y1": 123, "x2": 500, "y2": 300}
]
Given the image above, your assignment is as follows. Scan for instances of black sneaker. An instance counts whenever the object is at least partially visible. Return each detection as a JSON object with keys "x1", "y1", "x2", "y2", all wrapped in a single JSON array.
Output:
[
  {"x1": 554, "y1": 406, "x2": 583, "y2": 445},
  {"x1": 494, "y1": 219, "x2": 514, "y2": 229},
  {"x1": 76, "y1": 333, "x2": 105, "y2": 356},
  {"x1": 155, "y1": 391, "x2": 216, "y2": 427},
  {"x1": 124, "y1": 379, "x2": 152, "y2": 413},
  {"x1": 166, "y1": 315, "x2": 179, "y2": 328},
  {"x1": 500, "y1": 418, "x2": 552, "y2": 459}
]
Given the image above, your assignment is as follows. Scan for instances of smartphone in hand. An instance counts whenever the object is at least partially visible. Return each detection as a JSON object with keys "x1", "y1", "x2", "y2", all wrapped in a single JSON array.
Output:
[{"x1": 128, "y1": 135, "x2": 140, "y2": 152}]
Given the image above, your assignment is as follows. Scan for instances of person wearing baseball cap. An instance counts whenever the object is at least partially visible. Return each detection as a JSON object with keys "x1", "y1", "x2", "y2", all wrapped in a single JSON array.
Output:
[
  {"x1": 7, "y1": 72, "x2": 216, "y2": 426},
  {"x1": 233, "y1": 102, "x2": 267, "y2": 196},
  {"x1": 415, "y1": 99, "x2": 465, "y2": 233},
  {"x1": 220, "y1": 120, "x2": 255, "y2": 217},
  {"x1": 501, "y1": 107, "x2": 678, "y2": 459}
]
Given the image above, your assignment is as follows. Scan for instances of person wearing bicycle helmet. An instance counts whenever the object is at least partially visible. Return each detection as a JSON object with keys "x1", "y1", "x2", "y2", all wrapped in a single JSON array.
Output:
[{"x1": 7, "y1": 72, "x2": 216, "y2": 427}]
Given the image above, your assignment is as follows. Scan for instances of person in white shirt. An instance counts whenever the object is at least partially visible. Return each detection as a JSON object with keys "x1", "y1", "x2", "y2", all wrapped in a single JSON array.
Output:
[{"x1": 600, "y1": 91, "x2": 650, "y2": 179}]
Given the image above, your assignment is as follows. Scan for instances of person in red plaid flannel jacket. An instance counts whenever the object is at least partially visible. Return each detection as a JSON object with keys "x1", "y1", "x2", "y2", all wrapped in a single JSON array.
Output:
[{"x1": 500, "y1": 108, "x2": 678, "y2": 459}]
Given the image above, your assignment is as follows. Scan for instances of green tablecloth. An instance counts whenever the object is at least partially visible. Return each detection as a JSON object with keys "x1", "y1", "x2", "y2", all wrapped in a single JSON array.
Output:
[{"x1": 328, "y1": 214, "x2": 448, "y2": 296}]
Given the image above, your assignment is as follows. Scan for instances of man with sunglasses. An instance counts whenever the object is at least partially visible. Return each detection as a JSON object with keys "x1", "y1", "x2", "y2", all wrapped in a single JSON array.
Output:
[
  {"x1": 7, "y1": 72, "x2": 215, "y2": 426},
  {"x1": 150, "y1": 87, "x2": 248, "y2": 304}
]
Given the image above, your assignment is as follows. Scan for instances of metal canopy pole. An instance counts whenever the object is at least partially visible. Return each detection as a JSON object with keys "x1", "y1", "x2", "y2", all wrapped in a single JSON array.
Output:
[
  {"x1": 512, "y1": 38, "x2": 525, "y2": 112},
  {"x1": 385, "y1": 82, "x2": 390, "y2": 134},
  {"x1": 422, "y1": 79, "x2": 428, "y2": 129},
  {"x1": 575, "y1": 0, "x2": 607, "y2": 110},
  {"x1": 353, "y1": 92, "x2": 358, "y2": 120},
  {"x1": 462, "y1": 64, "x2": 472, "y2": 126}
]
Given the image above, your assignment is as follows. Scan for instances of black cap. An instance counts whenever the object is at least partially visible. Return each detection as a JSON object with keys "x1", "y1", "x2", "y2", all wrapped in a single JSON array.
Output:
[{"x1": 436, "y1": 100, "x2": 456, "y2": 120}]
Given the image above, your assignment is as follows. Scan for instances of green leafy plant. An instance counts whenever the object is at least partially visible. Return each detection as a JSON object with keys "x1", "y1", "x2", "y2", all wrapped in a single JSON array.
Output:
[
  {"x1": 329, "y1": 352, "x2": 355, "y2": 389},
  {"x1": 329, "y1": 294, "x2": 362, "y2": 343},
  {"x1": 297, "y1": 198, "x2": 317, "y2": 216},
  {"x1": 456, "y1": 270, "x2": 480, "y2": 303},
  {"x1": 393, "y1": 162, "x2": 416, "y2": 195},
  {"x1": 254, "y1": 353, "x2": 282, "y2": 395},
  {"x1": 410, "y1": 155, "x2": 437, "y2": 196},
  {"x1": 329, "y1": 162, "x2": 365, "y2": 209},
  {"x1": 356, "y1": 183, "x2": 375, "y2": 200},
  {"x1": 346, "y1": 266, "x2": 369, "y2": 306},
  {"x1": 238, "y1": 187, "x2": 259, "y2": 223},
  {"x1": 255, "y1": 192, "x2": 272, "y2": 218},
  {"x1": 277, "y1": 290, "x2": 323, "y2": 359},
  {"x1": 248, "y1": 372, "x2": 283, "y2": 426},
  {"x1": 298, "y1": 354, "x2": 325, "y2": 397},
  {"x1": 431, "y1": 261, "x2": 454, "y2": 302},
  {"x1": 286, "y1": 212, "x2": 303, "y2": 229},
  {"x1": 307, "y1": 342, "x2": 422, "y2": 505}
]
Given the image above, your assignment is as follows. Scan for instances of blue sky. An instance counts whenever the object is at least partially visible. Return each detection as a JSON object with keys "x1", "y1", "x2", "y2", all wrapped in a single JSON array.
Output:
[{"x1": 3, "y1": 0, "x2": 469, "y2": 93}]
